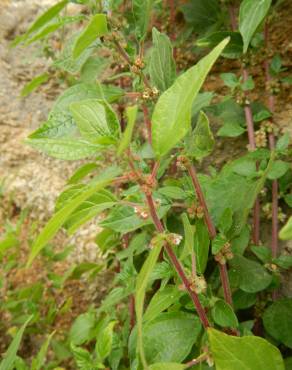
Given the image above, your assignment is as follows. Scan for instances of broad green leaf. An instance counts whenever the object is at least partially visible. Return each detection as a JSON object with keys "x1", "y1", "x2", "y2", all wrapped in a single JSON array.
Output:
[
  {"x1": 229, "y1": 254, "x2": 272, "y2": 293},
  {"x1": 274, "y1": 255, "x2": 292, "y2": 269},
  {"x1": 263, "y1": 299, "x2": 292, "y2": 348},
  {"x1": 70, "y1": 343, "x2": 93, "y2": 370},
  {"x1": 0, "y1": 316, "x2": 32, "y2": 370},
  {"x1": 149, "y1": 363, "x2": 185, "y2": 370},
  {"x1": 250, "y1": 245, "x2": 271, "y2": 263},
  {"x1": 149, "y1": 27, "x2": 176, "y2": 92},
  {"x1": 100, "y1": 204, "x2": 170, "y2": 234},
  {"x1": 158, "y1": 186, "x2": 187, "y2": 200},
  {"x1": 21, "y1": 73, "x2": 49, "y2": 97},
  {"x1": 217, "y1": 121, "x2": 245, "y2": 137},
  {"x1": 220, "y1": 73, "x2": 239, "y2": 88},
  {"x1": 185, "y1": 111, "x2": 215, "y2": 160},
  {"x1": 27, "y1": 138, "x2": 100, "y2": 160},
  {"x1": 192, "y1": 92, "x2": 214, "y2": 117},
  {"x1": 152, "y1": 38, "x2": 229, "y2": 158},
  {"x1": 181, "y1": 0, "x2": 221, "y2": 34},
  {"x1": 197, "y1": 32, "x2": 243, "y2": 59},
  {"x1": 130, "y1": 312, "x2": 202, "y2": 365},
  {"x1": 31, "y1": 331, "x2": 55, "y2": 370},
  {"x1": 27, "y1": 178, "x2": 111, "y2": 266},
  {"x1": 267, "y1": 160, "x2": 290, "y2": 180},
  {"x1": 231, "y1": 225, "x2": 250, "y2": 255},
  {"x1": 276, "y1": 133, "x2": 290, "y2": 152},
  {"x1": 208, "y1": 328, "x2": 285, "y2": 370},
  {"x1": 95, "y1": 321, "x2": 116, "y2": 362},
  {"x1": 69, "y1": 312, "x2": 96, "y2": 345},
  {"x1": 12, "y1": 0, "x2": 68, "y2": 45},
  {"x1": 117, "y1": 105, "x2": 138, "y2": 155},
  {"x1": 211, "y1": 300, "x2": 238, "y2": 328},
  {"x1": 233, "y1": 290, "x2": 257, "y2": 310},
  {"x1": 135, "y1": 241, "x2": 164, "y2": 368},
  {"x1": 97, "y1": 286, "x2": 132, "y2": 314},
  {"x1": 143, "y1": 286, "x2": 182, "y2": 323},
  {"x1": 0, "y1": 233, "x2": 19, "y2": 254},
  {"x1": 73, "y1": 14, "x2": 108, "y2": 59},
  {"x1": 239, "y1": 0, "x2": 272, "y2": 53},
  {"x1": 280, "y1": 216, "x2": 292, "y2": 240},
  {"x1": 81, "y1": 56, "x2": 107, "y2": 83},
  {"x1": 132, "y1": 0, "x2": 153, "y2": 40},
  {"x1": 70, "y1": 99, "x2": 120, "y2": 144}
]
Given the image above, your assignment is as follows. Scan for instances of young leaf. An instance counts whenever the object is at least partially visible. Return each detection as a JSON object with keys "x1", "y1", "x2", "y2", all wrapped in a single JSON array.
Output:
[
  {"x1": 181, "y1": 213, "x2": 195, "y2": 259},
  {"x1": 21, "y1": 73, "x2": 49, "y2": 97},
  {"x1": 70, "y1": 343, "x2": 93, "y2": 369},
  {"x1": 73, "y1": 14, "x2": 108, "y2": 59},
  {"x1": 185, "y1": 111, "x2": 215, "y2": 160},
  {"x1": 27, "y1": 179, "x2": 112, "y2": 266},
  {"x1": 67, "y1": 163, "x2": 98, "y2": 184},
  {"x1": 70, "y1": 99, "x2": 120, "y2": 145},
  {"x1": 117, "y1": 105, "x2": 138, "y2": 156},
  {"x1": 208, "y1": 328, "x2": 285, "y2": 370},
  {"x1": 0, "y1": 316, "x2": 32, "y2": 370},
  {"x1": 31, "y1": 331, "x2": 55, "y2": 370},
  {"x1": 135, "y1": 241, "x2": 164, "y2": 368},
  {"x1": 239, "y1": 0, "x2": 272, "y2": 53},
  {"x1": 217, "y1": 122, "x2": 245, "y2": 137},
  {"x1": 276, "y1": 133, "x2": 290, "y2": 152},
  {"x1": 149, "y1": 27, "x2": 176, "y2": 92},
  {"x1": 95, "y1": 321, "x2": 116, "y2": 362},
  {"x1": 263, "y1": 299, "x2": 292, "y2": 348},
  {"x1": 229, "y1": 254, "x2": 272, "y2": 293},
  {"x1": 69, "y1": 312, "x2": 96, "y2": 346},
  {"x1": 12, "y1": 0, "x2": 68, "y2": 45},
  {"x1": 132, "y1": 0, "x2": 153, "y2": 40},
  {"x1": 27, "y1": 138, "x2": 100, "y2": 160},
  {"x1": 211, "y1": 300, "x2": 238, "y2": 328},
  {"x1": 279, "y1": 216, "x2": 292, "y2": 240},
  {"x1": 267, "y1": 160, "x2": 290, "y2": 180},
  {"x1": 143, "y1": 286, "x2": 182, "y2": 323},
  {"x1": 152, "y1": 37, "x2": 229, "y2": 158},
  {"x1": 194, "y1": 219, "x2": 210, "y2": 274}
]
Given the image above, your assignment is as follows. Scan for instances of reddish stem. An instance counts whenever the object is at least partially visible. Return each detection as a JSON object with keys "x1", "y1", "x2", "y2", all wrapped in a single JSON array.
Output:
[
  {"x1": 142, "y1": 104, "x2": 152, "y2": 145},
  {"x1": 264, "y1": 22, "x2": 279, "y2": 259},
  {"x1": 145, "y1": 193, "x2": 210, "y2": 329},
  {"x1": 186, "y1": 163, "x2": 233, "y2": 308},
  {"x1": 185, "y1": 354, "x2": 208, "y2": 369},
  {"x1": 129, "y1": 295, "x2": 136, "y2": 330}
]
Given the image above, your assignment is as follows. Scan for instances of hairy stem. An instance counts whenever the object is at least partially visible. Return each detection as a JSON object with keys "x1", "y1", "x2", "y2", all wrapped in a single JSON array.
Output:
[
  {"x1": 145, "y1": 193, "x2": 210, "y2": 329},
  {"x1": 186, "y1": 163, "x2": 233, "y2": 307}
]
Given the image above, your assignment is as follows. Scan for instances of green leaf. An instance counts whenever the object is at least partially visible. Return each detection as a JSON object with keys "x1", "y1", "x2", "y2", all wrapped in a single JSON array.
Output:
[
  {"x1": 31, "y1": 331, "x2": 55, "y2": 370},
  {"x1": 181, "y1": 0, "x2": 221, "y2": 34},
  {"x1": 81, "y1": 56, "x2": 107, "y2": 83},
  {"x1": 117, "y1": 105, "x2": 138, "y2": 156},
  {"x1": 152, "y1": 38, "x2": 229, "y2": 158},
  {"x1": 250, "y1": 245, "x2": 272, "y2": 263},
  {"x1": 27, "y1": 138, "x2": 100, "y2": 160},
  {"x1": 70, "y1": 99, "x2": 120, "y2": 145},
  {"x1": 197, "y1": 31, "x2": 243, "y2": 59},
  {"x1": 27, "y1": 178, "x2": 112, "y2": 266},
  {"x1": 274, "y1": 255, "x2": 292, "y2": 269},
  {"x1": 181, "y1": 213, "x2": 195, "y2": 259},
  {"x1": 218, "y1": 208, "x2": 233, "y2": 235},
  {"x1": 95, "y1": 321, "x2": 116, "y2": 362},
  {"x1": 233, "y1": 290, "x2": 257, "y2": 310},
  {"x1": 70, "y1": 343, "x2": 93, "y2": 370},
  {"x1": 73, "y1": 14, "x2": 108, "y2": 59},
  {"x1": 229, "y1": 254, "x2": 272, "y2": 293},
  {"x1": 132, "y1": 0, "x2": 153, "y2": 40},
  {"x1": 149, "y1": 363, "x2": 185, "y2": 370},
  {"x1": 220, "y1": 73, "x2": 239, "y2": 88},
  {"x1": 130, "y1": 312, "x2": 202, "y2": 365},
  {"x1": 263, "y1": 298, "x2": 292, "y2": 348},
  {"x1": 0, "y1": 316, "x2": 32, "y2": 370},
  {"x1": 185, "y1": 111, "x2": 215, "y2": 160},
  {"x1": 211, "y1": 300, "x2": 238, "y2": 328},
  {"x1": 267, "y1": 160, "x2": 290, "y2": 180},
  {"x1": 276, "y1": 133, "x2": 290, "y2": 152},
  {"x1": 143, "y1": 286, "x2": 182, "y2": 323},
  {"x1": 212, "y1": 234, "x2": 226, "y2": 255},
  {"x1": 217, "y1": 121, "x2": 245, "y2": 137},
  {"x1": 21, "y1": 73, "x2": 49, "y2": 97},
  {"x1": 158, "y1": 186, "x2": 187, "y2": 200},
  {"x1": 12, "y1": 0, "x2": 68, "y2": 45},
  {"x1": 135, "y1": 241, "x2": 164, "y2": 368},
  {"x1": 69, "y1": 312, "x2": 96, "y2": 345},
  {"x1": 194, "y1": 219, "x2": 210, "y2": 274},
  {"x1": 149, "y1": 27, "x2": 176, "y2": 92},
  {"x1": 280, "y1": 216, "x2": 292, "y2": 240},
  {"x1": 67, "y1": 163, "x2": 98, "y2": 184},
  {"x1": 208, "y1": 328, "x2": 285, "y2": 370},
  {"x1": 239, "y1": 0, "x2": 272, "y2": 53}
]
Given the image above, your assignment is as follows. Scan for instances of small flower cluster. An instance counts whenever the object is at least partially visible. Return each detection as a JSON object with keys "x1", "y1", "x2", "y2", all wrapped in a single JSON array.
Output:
[
  {"x1": 141, "y1": 87, "x2": 159, "y2": 101},
  {"x1": 130, "y1": 57, "x2": 145, "y2": 74},
  {"x1": 133, "y1": 205, "x2": 149, "y2": 220},
  {"x1": 190, "y1": 275, "x2": 207, "y2": 294},
  {"x1": 167, "y1": 232, "x2": 183, "y2": 246},
  {"x1": 266, "y1": 79, "x2": 281, "y2": 95},
  {"x1": 176, "y1": 155, "x2": 189, "y2": 171},
  {"x1": 214, "y1": 242, "x2": 234, "y2": 265},
  {"x1": 187, "y1": 204, "x2": 204, "y2": 219},
  {"x1": 262, "y1": 203, "x2": 286, "y2": 222}
]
